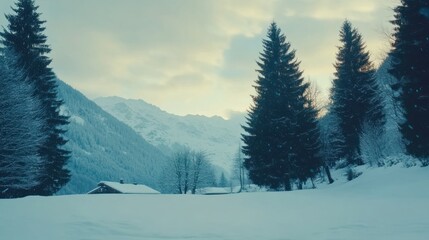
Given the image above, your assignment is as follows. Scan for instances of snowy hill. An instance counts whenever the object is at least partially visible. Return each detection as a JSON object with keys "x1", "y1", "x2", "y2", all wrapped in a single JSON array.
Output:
[
  {"x1": 94, "y1": 96, "x2": 244, "y2": 173},
  {"x1": 1, "y1": 165, "x2": 428, "y2": 240},
  {"x1": 56, "y1": 81, "x2": 168, "y2": 194}
]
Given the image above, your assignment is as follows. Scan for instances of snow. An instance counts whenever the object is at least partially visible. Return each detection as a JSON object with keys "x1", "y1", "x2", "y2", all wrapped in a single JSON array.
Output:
[
  {"x1": 70, "y1": 115, "x2": 85, "y2": 125},
  {"x1": 196, "y1": 187, "x2": 236, "y2": 194},
  {"x1": 94, "y1": 97, "x2": 245, "y2": 174},
  {"x1": 89, "y1": 181, "x2": 160, "y2": 194},
  {"x1": 1, "y1": 165, "x2": 428, "y2": 240},
  {"x1": 60, "y1": 105, "x2": 85, "y2": 125},
  {"x1": 55, "y1": 80, "x2": 169, "y2": 194}
]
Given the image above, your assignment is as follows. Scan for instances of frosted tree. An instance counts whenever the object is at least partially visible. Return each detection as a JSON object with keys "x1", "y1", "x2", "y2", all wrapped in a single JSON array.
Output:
[
  {"x1": 330, "y1": 20, "x2": 385, "y2": 165},
  {"x1": 375, "y1": 58, "x2": 406, "y2": 160},
  {"x1": 389, "y1": 0, "x2": 429, "y2": 164},
  {"x1": 360, "y1": 122, "x2": 386, "y2": 166},
  {"x1": 159, "y1": 148, "x2": 215, "y2": 194},
  {"x1": 0, "y1": 0, "x2": 70, "y2": 195},
  {"x1": 318, "y1": 112, "x2": 344, "y2": 183},
  {"x1": 0, "y1": 52, "x2": 45, "y2": 198},
  {"x1": 233, "y1": 144, "x2": 247, "y2": 192},
  {"x1": 190, "y1": 151, "x2": 214, "y2": 194},
  {"x1": 218, "y1": 173, "x2": 228, "y2": 188}
]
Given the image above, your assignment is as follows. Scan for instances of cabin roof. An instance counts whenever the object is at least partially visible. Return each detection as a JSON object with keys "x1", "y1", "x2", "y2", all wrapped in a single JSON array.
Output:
[
  {"x1": 196, "y1": 187, "x2": 233, "y2": 195},
  {"x1": 88, "y1": 181, "x2": 160, "y2": 194}
]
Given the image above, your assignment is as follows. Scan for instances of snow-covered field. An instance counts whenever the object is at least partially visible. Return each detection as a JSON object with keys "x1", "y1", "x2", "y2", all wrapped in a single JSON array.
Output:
[{"x1": 0, "y1": 165, "x2": 428, "y2": 240}]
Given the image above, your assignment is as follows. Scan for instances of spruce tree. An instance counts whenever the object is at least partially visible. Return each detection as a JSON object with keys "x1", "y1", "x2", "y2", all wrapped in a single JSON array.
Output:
[
  {"x1": 242, "y1": 22, "x2": 321, "y2": 191},
  {"x1": 0, "y1": 51, "x2": 45, "y2": 198},
  {"x1": 389, "y1": 0, "x2": 429, "y2": 163},
  {"x1": 330, "y1": 20, "x2": 385, "y2": 165},
  {"x1": 296, "y1": 92, "x2": 323, "y2": 187},
  {"x1": 0, "y1": 0, "x2": 70, "y2": 195}
]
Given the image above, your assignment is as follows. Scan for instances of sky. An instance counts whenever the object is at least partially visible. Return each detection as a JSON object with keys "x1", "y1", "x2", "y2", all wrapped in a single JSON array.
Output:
[{"x1": 0, "y1": 0, "x2": 400, "y2": 118}]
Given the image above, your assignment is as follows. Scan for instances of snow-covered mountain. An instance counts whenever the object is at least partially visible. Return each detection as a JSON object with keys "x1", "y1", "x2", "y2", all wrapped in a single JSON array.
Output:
[
  {"x1": 94, "y1": 97, "x2": 245, "y2": 173},
  {"x1": 56, "y1": 81, "x2": 168, "y2": 194}
]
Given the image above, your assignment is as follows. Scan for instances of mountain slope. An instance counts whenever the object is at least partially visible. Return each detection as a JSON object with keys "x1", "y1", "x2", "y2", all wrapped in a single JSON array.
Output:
[
  {"x1": 94, "y1": 97, "x2": 244, "y2": 173},
  {"x1": 56, "y1": 81, "x2": 168, "y2": 194}
]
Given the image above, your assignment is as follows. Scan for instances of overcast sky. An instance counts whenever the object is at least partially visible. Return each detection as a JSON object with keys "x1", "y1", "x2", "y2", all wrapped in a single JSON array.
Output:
[{"x1": 0, "y1": 0, "x2": 400, "y2": 118}]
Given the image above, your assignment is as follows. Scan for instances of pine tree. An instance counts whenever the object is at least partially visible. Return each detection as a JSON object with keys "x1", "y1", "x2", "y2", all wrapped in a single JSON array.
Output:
[
  {"x1": 242, "y1": 22, "x2": 321, "y2": 191},
  {"x1": 330, "y1": 20, "x2": 385, "y2": 165},
  {"x1": 0, "y1": 51, "x2": 45, "y2": 198},
  {"x1": 0, "y1": 0, "x2": 70, "y2": 195},
  {"x1": 389, "y1": 0, "x2": 429, "y2": 163},
  {"x1": 293, "y1": 85, "x2": 322, "y2": 189}
]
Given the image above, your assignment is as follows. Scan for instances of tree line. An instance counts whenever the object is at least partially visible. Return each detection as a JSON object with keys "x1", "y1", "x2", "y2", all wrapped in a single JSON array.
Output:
[
  {"x1": 1, "y1": 0, "x2": 427, "y2": 197},
  {"x1": 242, "y1": 0, "x2": 429, "y2": 191}
]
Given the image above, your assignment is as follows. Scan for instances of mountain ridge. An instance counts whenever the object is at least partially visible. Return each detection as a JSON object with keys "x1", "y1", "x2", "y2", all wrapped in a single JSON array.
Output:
[
  {"x1": 94, "y1": 96, "x2": 245, "y2": 173},
  {"x1": 56, "y1": 81, "x2": 168, "y2": 194}
]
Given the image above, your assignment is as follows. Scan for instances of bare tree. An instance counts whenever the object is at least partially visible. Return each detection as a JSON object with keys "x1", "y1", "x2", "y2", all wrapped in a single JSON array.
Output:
[
  {"x1": 159, "y1": 148, "x2": 215, "y2": 194},
  {"x1": 172, "y1": 148, "x2": 192, "y2": 194},
  {"x1": 172, "y1": 151, "x2": 183, "y2": 194},
  {"x1": 305, "y1": 79, "x2": 330, "y2": 116},
  {"x1": 233, "y1": 144, "x2": 246, "y2": 192},
  {"x1": 190, "y1": 151, "x2": 213, "y2": 194},
  {"x1": 360, "y1": 122, "x2": 386, "y2": 166},
  {"x1": 305, "y1": 80, "x2": 336, "y2": 184},
  {"x1": 182, "y1": 150, "x2": 191, "y2": 194}
]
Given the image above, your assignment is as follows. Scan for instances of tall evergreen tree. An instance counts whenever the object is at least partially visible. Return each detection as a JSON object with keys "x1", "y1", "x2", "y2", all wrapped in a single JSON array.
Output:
[
  {"x1": 389, "y1": 0, "x2": 429, "y2": 163},
  {"x1": 0, "y1": 51, "x2": 45, "y2": 198},
  {"x1": 330, "y1": 20, "x2": 385, "y2": 165},
  {"x1": 0, "y1": 0, "x2": 70, "y2": 195},
  {"x1": 242, "y1": 22, "x2": 321, "y2": 191}
]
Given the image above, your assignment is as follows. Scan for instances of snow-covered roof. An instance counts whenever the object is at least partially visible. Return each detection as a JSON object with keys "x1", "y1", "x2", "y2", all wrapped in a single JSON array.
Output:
[
  {"x1": 196, "y1": 187, "x2": 233, "y2": 195},
  {"x1": 88, "y1": 181, "x2": 160, "y2": 194}
]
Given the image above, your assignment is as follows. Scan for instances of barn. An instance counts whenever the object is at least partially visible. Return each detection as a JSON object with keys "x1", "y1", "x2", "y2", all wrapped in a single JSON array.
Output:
[{"x1": 88, "y1": 181, "x2": 160, "y2": 194}]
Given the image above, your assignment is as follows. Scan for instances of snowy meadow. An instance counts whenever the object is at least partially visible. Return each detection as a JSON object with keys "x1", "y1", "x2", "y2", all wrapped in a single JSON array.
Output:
[{"x1": 1, "y1": 165, "x2": 428, "y2": 240}]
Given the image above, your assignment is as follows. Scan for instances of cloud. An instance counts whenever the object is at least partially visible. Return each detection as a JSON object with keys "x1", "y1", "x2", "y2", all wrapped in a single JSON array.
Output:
[
  {"x1": 0, "y1": 0, "x2": 401, "y2": 117},
  {"x1": 220, "y1": 35, "x2": 261, "y2": 81}
]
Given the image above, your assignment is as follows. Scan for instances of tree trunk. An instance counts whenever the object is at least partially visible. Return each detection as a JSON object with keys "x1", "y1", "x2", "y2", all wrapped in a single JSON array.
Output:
[
  {"x1": 238, "y1": 166, "x2": 243, "y2": 193},
  {"x1": 284, "y1": 177, "x2": 291, "y2": 191},
  {"x1": 324, "y1": 165, "x2": 334, "y2": 184}
]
